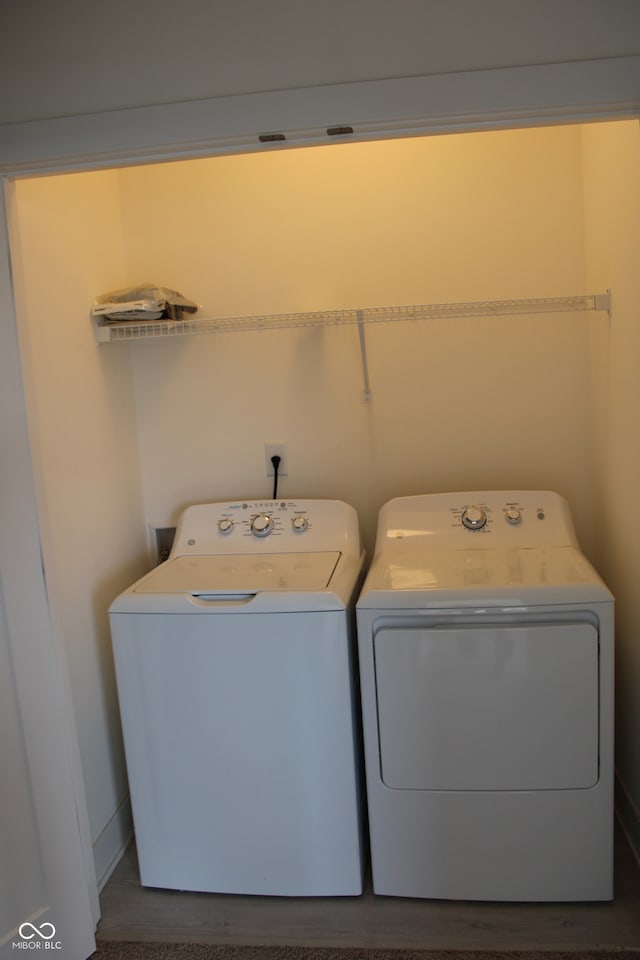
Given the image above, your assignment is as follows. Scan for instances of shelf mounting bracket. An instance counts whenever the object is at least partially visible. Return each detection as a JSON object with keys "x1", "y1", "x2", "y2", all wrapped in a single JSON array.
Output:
[
  {"x1": 357, "y1": 310, "x2": 372, "y2": 403},
  {"x1": 594, "y1": 289, "x2": 612, "y2": 320}
]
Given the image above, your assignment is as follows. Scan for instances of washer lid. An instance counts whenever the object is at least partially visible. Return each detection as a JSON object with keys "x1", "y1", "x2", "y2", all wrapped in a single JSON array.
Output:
[{"x1": 132, "y1": 551, "x2": 341, "y2": 594}]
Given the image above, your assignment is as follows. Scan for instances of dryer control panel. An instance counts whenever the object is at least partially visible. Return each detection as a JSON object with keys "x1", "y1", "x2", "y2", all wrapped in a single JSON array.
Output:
[
  {"x1": 170, "y1": 498, "x2": 361, "y2": 557},
  {"x1": 378, "y1": 490, "x2": 579, "y2": 549}
]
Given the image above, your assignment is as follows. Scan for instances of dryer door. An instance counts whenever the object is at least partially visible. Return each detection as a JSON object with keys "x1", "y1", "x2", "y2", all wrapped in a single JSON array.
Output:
[{"x1": 374, "y1": 620, "x2": 599, "y2": 791}]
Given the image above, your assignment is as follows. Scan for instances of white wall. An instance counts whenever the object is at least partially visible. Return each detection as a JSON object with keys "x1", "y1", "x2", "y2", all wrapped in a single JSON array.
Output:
[
  {"x1": 582, "y1": 119, "x2": 640, "y2": 856},
  {"x1": 121, "y1": 126, "x2": 596, "y2": 555},
  {"x1": 0, "y1": 1, "x2": 639, "y2": 123},
  {"x1": 11, "y1": 171, "x2": 149, "y2": 884}
]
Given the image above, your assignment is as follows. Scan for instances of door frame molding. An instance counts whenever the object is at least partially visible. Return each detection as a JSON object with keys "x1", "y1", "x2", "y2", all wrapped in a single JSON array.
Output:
[
  {"x1": 0, "y1": 56, "x2": 638, "y2": 176},
  {"x1": 0, "y1": 53, "x2": 638, "y2": 924}
]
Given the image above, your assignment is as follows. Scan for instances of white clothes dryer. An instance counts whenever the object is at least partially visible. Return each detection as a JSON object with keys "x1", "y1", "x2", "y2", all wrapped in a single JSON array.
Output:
[
  {"x1": 356, "y1": 491, "x2": 614, "y2": 902},
  {"x1": 109, "y1": 498, "x2": 365, "y2": 896}
]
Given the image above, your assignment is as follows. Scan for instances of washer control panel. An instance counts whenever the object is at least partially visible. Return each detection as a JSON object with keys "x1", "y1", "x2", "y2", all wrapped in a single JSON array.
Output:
[
  {"x1": 381, "y1": 491, "x2": 578, "y2": 549},
  {"x1": 171, "y1": 498, "x2": 360, "y2": 557},
  {"x1": 206, "y1": 501, "x2": 312, "y2": 542}
]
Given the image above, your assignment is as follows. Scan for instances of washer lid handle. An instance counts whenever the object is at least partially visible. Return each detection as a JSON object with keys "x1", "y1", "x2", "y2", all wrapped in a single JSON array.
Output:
[{"x1": 188, "y1": 592, "x2": 256, "y2": 606}]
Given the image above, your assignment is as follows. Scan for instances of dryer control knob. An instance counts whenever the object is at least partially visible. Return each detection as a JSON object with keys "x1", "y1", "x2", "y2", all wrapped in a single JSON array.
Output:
[
  {"x1": 505, "y1": 507, "x2": 522, "y2": 525},
  {"x1": 292, "y1": 516, "x2": 308, "y2": 532},
  {"x1": 218, "y1": 518, "x2": 234, "y2": 534},
  {"x1": 251, "y1": 514, "x2": 273, "y2": 538},
  {"x1": 461, "y1": 505, "x2": 487, "y2": 530}
]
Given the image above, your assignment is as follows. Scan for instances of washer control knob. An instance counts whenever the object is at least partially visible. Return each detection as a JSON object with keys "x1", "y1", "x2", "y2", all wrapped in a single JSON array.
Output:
[
  {"x1": 292, "y1": 516, "x2": 308, "y2": 533},
  {"x1": 218, "y1": 518, "x2": 233, "y2": 534},
  {"x1": 506, "y1": 507, "x2": 522, "y2": 525},
  {"x1": 461, "y1": 505, "x2": 487, "y2": 531},
  {"x1": 251, "y1": 514, "x2": 273, "y2": 538}
]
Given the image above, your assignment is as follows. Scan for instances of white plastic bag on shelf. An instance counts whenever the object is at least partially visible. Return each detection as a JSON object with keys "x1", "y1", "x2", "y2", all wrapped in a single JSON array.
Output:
[{"x1": 92, "y1": 283, "x2": 199, "y2": 323}]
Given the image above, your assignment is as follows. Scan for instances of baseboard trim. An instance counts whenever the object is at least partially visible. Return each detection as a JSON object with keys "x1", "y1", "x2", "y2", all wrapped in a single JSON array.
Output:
[{"x1": 93, "y1": 795, "x2": 134, "y2": 892}]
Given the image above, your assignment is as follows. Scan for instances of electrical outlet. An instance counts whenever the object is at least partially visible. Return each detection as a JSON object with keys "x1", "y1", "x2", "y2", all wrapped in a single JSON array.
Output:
[{"x1": 265, "y1": 443, "x2": 288, "y2": 477}]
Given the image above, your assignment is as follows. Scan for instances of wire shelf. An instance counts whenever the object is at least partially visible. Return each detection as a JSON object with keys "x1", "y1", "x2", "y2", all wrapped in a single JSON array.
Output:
[{"x1": 96, "y1": 292, "x2": 611, "y2": 344}]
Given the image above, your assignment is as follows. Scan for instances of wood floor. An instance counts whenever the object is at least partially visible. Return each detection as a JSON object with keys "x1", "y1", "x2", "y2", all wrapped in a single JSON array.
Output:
[{"x1": 97, "y1": 822, "x2": 640, "y2": 952}]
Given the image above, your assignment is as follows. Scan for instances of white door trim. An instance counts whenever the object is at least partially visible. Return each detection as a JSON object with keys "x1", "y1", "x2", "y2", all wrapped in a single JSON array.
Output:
[
  {"x1": 0, "y1": 54, "x2": 637, "y2": 953},
  {"x1": 0, "y1": 56, "x2": 638, "y2": 176},
  {"x1": 0, "y1": 183, "x2": 97, "y2": 958}
]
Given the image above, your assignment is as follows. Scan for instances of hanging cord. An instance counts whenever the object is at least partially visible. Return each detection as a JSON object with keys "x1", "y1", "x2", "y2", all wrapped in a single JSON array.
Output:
[{"x1": 271, "y1": 455, "x2": 281, "y2": 500}]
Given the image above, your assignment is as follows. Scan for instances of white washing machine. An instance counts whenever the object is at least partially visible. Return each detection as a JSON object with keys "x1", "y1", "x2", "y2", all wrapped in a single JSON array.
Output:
[
  {"x1": 356, "y1": 490, "x2": 614, "y2": 902},
  {"x1": 109, "y1": 498, "x2": 365, "y2": 896}
]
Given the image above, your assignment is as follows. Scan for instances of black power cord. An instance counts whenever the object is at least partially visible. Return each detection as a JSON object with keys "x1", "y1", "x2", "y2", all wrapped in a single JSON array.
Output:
[{"x1": 271, "y1": 455, "x2": 281, "y2": 500}]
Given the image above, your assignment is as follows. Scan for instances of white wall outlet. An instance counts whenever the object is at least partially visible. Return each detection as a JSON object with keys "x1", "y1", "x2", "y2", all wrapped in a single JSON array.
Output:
[{"x1": 265, "y1": 443, "x2": 288, "y2": 476}]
